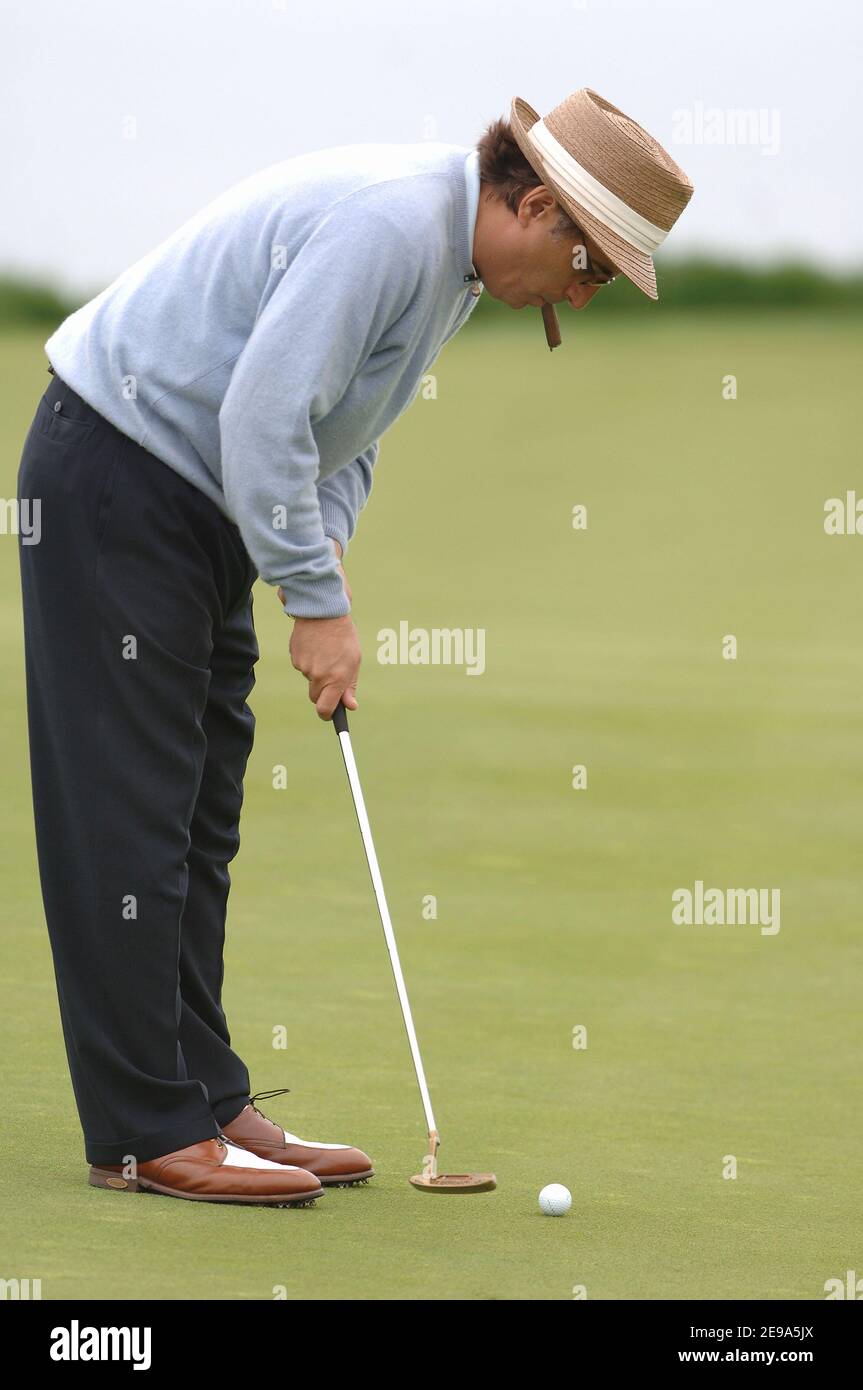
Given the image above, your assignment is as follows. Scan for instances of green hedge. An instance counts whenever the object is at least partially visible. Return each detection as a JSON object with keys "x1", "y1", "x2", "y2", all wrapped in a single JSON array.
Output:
[
  {"x1": 473, "y1": 258, "x2": 863, "y2": 320},
  {"x1": 0, "y1": 277, "x2": 80, "y2": 327},
  {"x1": 2, "y1": 260, "x2": 862, "y2": 329}
]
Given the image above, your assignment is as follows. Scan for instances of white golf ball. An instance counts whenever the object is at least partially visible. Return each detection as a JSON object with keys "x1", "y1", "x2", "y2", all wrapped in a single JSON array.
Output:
[{"x1": 539, "y1": 1183, "x2": 571, "y2": 1216}]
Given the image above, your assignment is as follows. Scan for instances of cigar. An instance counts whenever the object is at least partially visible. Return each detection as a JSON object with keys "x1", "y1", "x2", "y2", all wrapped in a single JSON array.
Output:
[{"x1": 541, "y1": 302, "x2": 562, "y2": 350}]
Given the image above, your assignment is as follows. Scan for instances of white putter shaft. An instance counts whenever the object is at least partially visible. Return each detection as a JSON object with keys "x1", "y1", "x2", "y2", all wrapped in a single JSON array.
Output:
[
  {"x1": 331, "y1": 703, "x2": 496, "y2": 1194},
  {"x1": 334, "y1": 721, "x2": 439, "y2": 1148}
]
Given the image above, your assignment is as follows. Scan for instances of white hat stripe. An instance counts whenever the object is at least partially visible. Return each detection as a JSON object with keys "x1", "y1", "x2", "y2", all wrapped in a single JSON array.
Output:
[{"x1": 526, "y1": 119, "x2": 669, "y2": 254}]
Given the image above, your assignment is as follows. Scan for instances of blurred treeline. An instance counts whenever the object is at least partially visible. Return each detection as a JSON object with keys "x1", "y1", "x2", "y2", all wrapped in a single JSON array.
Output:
[
  {"x1": 1, "y1": 261, "x2": 862, "y2": 327},
  {"x1": 479, "y1": 260, "x2": 863, "y2": 317}
]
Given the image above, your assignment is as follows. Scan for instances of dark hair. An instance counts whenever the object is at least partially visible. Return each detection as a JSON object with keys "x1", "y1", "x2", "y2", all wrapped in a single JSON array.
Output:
[{"x1": 476, "y1": 117, "x2": 578, "y2": 236}]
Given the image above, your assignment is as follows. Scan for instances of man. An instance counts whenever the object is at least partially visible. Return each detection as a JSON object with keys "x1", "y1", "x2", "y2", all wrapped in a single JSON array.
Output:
[{"x1": 17, "y1": 88, "x2": 693, "y2": 1206}]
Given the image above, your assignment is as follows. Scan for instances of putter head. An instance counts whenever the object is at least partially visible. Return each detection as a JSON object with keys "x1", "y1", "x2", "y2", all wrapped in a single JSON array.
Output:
[
  {"x1": 410, "y1": 1131, "x2": 496, "y2": 1192},
  {"x1": 409, "y1": 1172, "x2": 497, "y2": 1194}
]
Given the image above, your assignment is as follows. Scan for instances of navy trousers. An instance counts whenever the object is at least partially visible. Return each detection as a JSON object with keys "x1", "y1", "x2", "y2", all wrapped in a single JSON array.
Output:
[{"x1": 18, "y1": 372, "x2": 259, "y2": 1164}]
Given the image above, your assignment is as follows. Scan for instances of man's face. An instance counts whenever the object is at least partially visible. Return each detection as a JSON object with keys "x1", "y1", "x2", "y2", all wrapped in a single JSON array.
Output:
[{"x1": 474, "y1": 185, "x2": 621, "y2": 313}]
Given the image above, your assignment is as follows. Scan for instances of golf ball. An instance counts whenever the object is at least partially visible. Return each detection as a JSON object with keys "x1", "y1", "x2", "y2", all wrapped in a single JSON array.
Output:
[{"x1": 539, "y1": 1183, "x2": 571, "y2": 1216}]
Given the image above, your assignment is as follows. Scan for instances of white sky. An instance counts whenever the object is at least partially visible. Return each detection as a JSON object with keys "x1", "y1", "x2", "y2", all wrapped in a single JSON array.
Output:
[{"x1": 1, "y1": 0, "x2": 861, "y2": 292}]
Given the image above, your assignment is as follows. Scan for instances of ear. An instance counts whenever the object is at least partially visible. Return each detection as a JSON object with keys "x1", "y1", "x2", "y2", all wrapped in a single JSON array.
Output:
[{"x1": 517, "y1": 186, "x2": 557, "y2": 227}]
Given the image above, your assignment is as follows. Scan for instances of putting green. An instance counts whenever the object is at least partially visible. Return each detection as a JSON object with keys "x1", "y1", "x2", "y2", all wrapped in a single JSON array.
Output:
[{"x1": 1, "y1": 314, "x2": 860, "y2": 1300}]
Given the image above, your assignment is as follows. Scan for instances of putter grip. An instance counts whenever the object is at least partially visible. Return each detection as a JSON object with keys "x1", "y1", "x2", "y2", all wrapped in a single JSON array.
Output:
[{"x1": 332, "y1": 700, "x2": 349, "y2": 735}]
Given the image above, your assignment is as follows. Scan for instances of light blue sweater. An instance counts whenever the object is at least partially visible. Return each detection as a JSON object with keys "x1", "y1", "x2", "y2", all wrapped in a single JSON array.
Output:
[{"x1": 46, "y1": 143, "x2": 484, "y2": 618}]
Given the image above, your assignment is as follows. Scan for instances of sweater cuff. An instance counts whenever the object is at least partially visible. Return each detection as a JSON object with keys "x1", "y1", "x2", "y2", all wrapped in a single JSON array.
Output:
[
  {"x1": 318, "y1": 497, "x2": 351, "y2": 559},
  {"x1": 277, "y1": 569, "x2": 350, "y2": 620}
]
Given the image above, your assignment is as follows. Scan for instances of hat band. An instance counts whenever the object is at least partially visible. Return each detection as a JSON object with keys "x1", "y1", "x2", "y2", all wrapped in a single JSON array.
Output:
[{"x1": 526, "y1": 118, "x2": 669, "y2": 255}]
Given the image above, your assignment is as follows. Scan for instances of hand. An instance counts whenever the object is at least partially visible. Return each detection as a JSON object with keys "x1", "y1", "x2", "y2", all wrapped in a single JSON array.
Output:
[
  {"x1": 279, "y1": 539, "x2": 358, "y2": 720},
  {"x1": 289, "y1": 614, "x2": 361, "y2": 720}
]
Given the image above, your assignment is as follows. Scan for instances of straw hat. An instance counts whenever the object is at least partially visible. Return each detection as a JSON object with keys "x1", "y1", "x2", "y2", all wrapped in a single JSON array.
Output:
[{"x1": 509, "y1": 88, "x2": 694, "y2": 343}]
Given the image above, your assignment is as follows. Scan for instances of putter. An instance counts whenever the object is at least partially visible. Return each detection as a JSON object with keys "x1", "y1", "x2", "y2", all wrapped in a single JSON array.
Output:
[{"x1": 331, "y1": 700, "x2": 496, "y2": 1194}]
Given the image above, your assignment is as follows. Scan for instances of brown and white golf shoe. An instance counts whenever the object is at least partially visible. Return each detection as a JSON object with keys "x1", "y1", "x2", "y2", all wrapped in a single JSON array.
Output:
[
  {"x1": 89, "y1": 1137, "x2": 323, "y2": 1206},
  {"x1": 222, "y1": 1094, "x2": 374, "y2": 1186}
]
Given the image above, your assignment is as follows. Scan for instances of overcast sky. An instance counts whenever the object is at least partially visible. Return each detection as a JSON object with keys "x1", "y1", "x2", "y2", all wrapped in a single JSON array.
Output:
[{"x1": 2, "y1": 0, "x2": 860, "y2": 292}]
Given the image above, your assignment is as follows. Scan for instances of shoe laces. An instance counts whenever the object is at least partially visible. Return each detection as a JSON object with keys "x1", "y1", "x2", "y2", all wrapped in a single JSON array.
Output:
[{"x1": 249, "y1": 1087, "x2": 291, "y2": 1118}]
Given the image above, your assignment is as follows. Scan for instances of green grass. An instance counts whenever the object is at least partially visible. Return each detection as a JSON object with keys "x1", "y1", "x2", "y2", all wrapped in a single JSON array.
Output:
[{"x1": 1, "y1": 314, "x2": 861, "y2": 1300}]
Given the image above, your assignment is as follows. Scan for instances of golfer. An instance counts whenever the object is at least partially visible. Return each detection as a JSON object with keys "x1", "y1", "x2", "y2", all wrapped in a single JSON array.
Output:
[{"x1": 17, "y1": 89, "x2": 693, "y2": 1205}]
